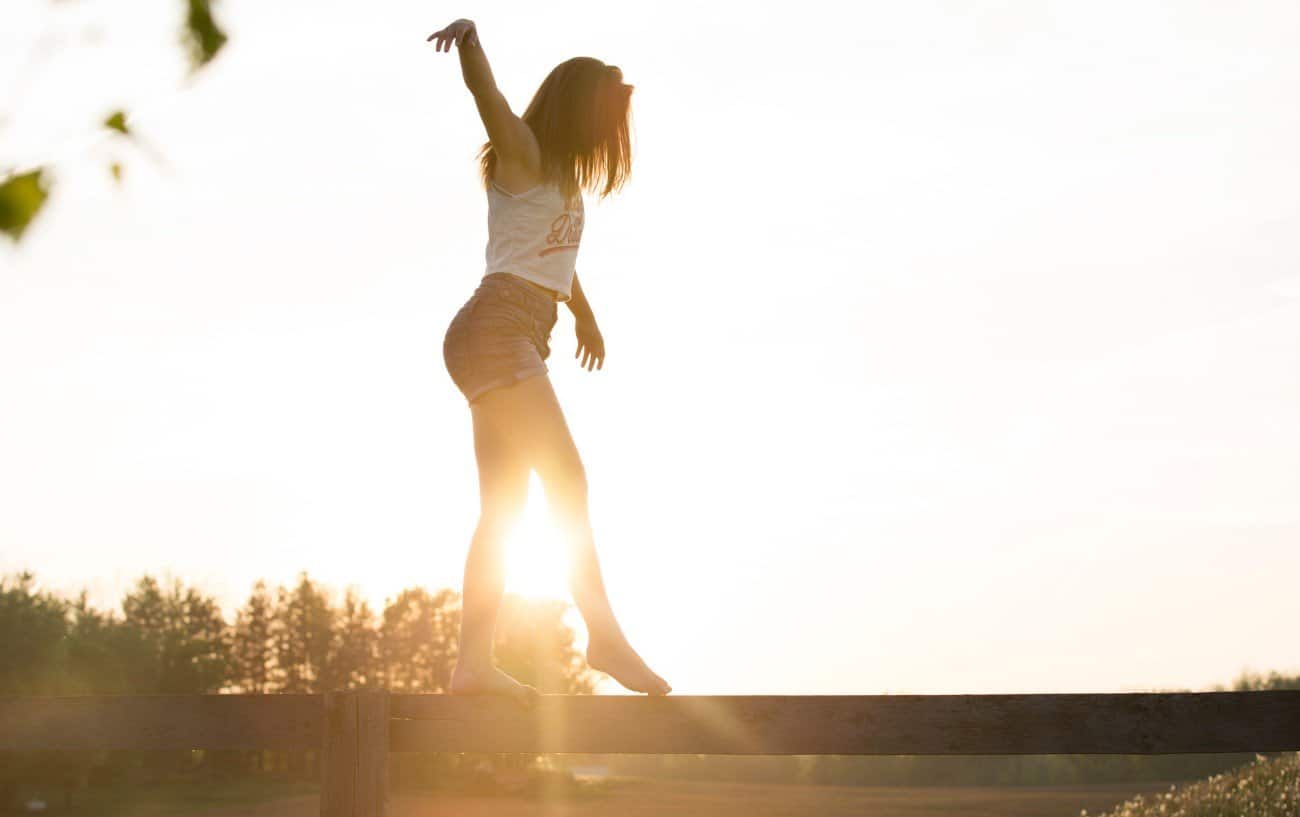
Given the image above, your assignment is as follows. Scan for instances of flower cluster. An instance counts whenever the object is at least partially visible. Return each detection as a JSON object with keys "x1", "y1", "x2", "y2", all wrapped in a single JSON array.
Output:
[{"x1": 1088, "y1": 752, "x2": 1300, "y2": 817}]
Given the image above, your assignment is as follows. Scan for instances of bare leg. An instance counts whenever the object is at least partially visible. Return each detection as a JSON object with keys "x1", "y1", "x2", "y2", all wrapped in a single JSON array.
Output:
[
  {"x1": 448, "y1": 391, "x2": 539, "y2": 705},
  {"x1": 494, "y1": 375, "x2": 670, "y2": 695}
]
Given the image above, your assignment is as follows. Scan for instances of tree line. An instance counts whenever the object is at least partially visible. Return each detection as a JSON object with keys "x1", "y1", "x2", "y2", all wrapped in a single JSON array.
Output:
[
  {"x1": 0, "y1": 569, "x2": 594, "y2": 805},
  {"x1": 0, "y1": 570, "x2": 594, "y2": 699}
]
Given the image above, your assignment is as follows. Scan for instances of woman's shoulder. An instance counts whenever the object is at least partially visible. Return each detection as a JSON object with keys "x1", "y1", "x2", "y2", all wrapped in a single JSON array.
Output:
[{"x1": 490, "y1": 157, "x2": 546, "y2": 197}]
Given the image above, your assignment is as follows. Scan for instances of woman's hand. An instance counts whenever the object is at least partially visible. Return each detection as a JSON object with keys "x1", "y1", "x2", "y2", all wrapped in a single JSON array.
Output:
[
  {"x1": 575, "y1": 317, "x2": 605, "y2": 371},
  {"x1": 427, "y1": 18, "x2": 479, "y2": 51}
]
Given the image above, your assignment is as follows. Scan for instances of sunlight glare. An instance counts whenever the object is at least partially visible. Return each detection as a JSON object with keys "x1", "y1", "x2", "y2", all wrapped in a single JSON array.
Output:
[{"x1": 504, "y1": 473, "x2": 572, "y2": 599}]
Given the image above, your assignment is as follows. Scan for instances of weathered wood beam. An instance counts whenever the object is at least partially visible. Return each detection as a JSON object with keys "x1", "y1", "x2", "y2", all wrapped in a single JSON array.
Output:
[
  {"x1": 3, "y1": 692, "x2": 1296, "y2": 757},
  {"x1": 321, "y1": 691, "x2": 388, "y2": 817},
  {"x1": 389, "y1": 692, "x2": 1300, "y2": 755},
  {"x1": 0, "y1": 694, "x2": 322, "y2": 750}
]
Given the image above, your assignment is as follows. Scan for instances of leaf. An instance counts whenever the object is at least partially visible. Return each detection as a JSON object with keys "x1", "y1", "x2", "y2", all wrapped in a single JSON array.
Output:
[
  {"x1": 104, "y1": 110, "x2": 130, "y2": 136},
  {"x1": 181, "y1": 0, "x2": 228, "y2": 71},
  {"x1": 0, "y1": 168, "x2": 51, "y2": 243}
]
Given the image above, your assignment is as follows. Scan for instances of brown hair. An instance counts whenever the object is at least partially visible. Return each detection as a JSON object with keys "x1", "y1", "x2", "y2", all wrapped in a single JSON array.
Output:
[{"x1": 477, "y1": 57, "x2": 634, "y2": 208}]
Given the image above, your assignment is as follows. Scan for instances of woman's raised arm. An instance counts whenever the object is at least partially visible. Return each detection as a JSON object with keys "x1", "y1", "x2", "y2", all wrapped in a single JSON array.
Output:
[{"x1": 427, "y1": 19, "x2": 536, "y2": 168}]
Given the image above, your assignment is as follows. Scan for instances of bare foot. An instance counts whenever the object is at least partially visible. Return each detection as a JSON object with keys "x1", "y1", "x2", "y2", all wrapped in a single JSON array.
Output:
[
  {"x1": 450, "y1": 663, "x2": 539, "y2": 707},
  {"x1": 587, "y1": 638, "x2": 671, "y2": 695}
]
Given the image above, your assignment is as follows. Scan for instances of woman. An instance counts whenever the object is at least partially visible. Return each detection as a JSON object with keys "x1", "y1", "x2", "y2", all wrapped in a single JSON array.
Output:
[{"x1": 428, "y1": 18, "x2": 671, "y2": 702}]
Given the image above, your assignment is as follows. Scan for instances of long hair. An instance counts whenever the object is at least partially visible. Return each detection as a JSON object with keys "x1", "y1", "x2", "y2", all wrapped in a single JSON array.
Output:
[{"x1": 477, "y1": 57, "x2": 634, "y2": 208}]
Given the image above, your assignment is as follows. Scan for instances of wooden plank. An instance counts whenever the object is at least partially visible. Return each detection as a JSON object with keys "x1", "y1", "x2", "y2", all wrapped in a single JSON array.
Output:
[
  {"x1": 320, "y1": 692, "x2": 357, "y2": 817},
  {"x1": 3, "y1": 692, "x2": 1297, "y2": 757},
  {"x1": 389, "y1": 692, "x2": 1300, "y2": 755},
  {"x1": 320, "y1": 691, "x2": 389, "y2": 817},
  {"x1": 0, "y1": 694, "x2": 322, "y2": 751},
  {"x1": 355, "y1": 691, "x2": 389, "y2": 816}
]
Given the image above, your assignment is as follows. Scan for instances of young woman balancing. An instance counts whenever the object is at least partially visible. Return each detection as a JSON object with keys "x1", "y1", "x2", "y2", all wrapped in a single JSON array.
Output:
[{"x1": 427, "y1": 18, "x2": 671, "y2": 702}]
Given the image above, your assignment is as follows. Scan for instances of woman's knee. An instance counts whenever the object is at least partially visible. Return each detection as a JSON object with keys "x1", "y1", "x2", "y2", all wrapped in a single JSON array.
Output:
[
  {"x1": 540, "y1": 450, "x2": 587, "y2": 501},
  {"x1": 471, "y1": 420, "x2": 529, "y2": 535},
  {"x1": 541, "y1": 466, "x2": 590, "y2": 535},
  {"x1": 474, "y1": 502, "x2": 524, "y2": 541}
]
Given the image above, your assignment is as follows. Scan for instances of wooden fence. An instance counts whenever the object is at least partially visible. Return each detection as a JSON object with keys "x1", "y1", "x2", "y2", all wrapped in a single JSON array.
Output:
[{"x1": 2, "y1": 691, "x2": 1299, "y2": 816}]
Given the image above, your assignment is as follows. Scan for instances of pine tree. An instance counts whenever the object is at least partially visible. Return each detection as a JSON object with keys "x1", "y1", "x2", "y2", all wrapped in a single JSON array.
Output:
[
  {"x1": 231, "y1": 581, "x2": 274, "y2": 694},
  {"x1": 120, "y1": 574, "x2": 230, "y2": 694},
  {"x1": 379, "y1": 587, "x2": 460, "y2": 692},
  {"x1": 331, "y1": 586, "x2": 380, "y2": 690},
  {"x1": 271, "y1": 572, "x2": 335, "y2": 693}
]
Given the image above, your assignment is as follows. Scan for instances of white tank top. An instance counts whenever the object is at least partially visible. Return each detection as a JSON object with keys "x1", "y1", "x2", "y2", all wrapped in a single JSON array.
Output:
[{"x1": 483, "y1": 177, "x2": 584, "y2": 302}]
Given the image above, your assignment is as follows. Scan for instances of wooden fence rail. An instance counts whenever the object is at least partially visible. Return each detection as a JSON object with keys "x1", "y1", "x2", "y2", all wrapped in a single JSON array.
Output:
[{"x1": 3, "y1": 691, "x2": 1299, "y2": 817}]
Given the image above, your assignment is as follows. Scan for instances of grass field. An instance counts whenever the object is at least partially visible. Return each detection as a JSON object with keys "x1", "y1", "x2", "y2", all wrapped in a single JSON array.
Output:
[{"x1": 111, "y1": 778, "x2": 1173, "y2": 817}]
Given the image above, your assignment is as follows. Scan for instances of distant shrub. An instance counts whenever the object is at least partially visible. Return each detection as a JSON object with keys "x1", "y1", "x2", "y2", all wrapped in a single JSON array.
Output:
[{"x1": 1092, "y1": 752, "x2": 1300, "y2": 817}]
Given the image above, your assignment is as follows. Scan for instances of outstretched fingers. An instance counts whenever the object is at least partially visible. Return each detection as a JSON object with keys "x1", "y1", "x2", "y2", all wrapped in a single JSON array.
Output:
[{"x1": 426, "y1": 24, "x2": 478, "y2": 51}]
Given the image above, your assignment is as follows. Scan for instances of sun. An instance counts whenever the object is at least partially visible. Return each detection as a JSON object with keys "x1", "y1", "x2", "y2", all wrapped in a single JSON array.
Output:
[{"x1": 503, "y1": 472, "x2": 573, "y2": 599}]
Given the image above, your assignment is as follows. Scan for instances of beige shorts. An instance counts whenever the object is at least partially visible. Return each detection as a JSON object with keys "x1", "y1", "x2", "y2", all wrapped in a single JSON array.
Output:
[{"x1": 442, "y1": 273, "x2": 560, "y2": 404}]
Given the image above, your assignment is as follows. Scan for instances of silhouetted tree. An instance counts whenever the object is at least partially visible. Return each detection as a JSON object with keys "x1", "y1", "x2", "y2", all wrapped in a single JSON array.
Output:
[
  {"x1": 271, "y1": 572, "x2": 335, "y2": 693},
  {"x1": 64, "y1": 590, "x2": 150, "y2": 694},
  {"x1": 1231, "y1": 670, "x2": 1300, "y2": 691},
  {"x1": 120, "y1": 575, "x2": 230, "y2": 694},
  {"x1": 231, "y1": 580, "x2": 274, "y2": 694},
  {"x1": 331, "y1": 586, "x2": 381, "y2": 690},
  {"x1": 0, "y1": 572, "x2": 68, "y2": 695},
  {"x1": 380, "y1": 587, "x2": 460, "y2": 692}
]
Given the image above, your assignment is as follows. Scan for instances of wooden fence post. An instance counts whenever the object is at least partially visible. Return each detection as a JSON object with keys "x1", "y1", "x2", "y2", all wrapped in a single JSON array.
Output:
[{"x1": 321, "y1": 691, "x2": 389, "y2": 817}]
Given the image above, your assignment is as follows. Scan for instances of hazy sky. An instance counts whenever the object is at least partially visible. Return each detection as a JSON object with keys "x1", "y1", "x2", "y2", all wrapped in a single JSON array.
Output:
[{"x1": 3, "y1": 0, "x2": 1298, "y2": 696}]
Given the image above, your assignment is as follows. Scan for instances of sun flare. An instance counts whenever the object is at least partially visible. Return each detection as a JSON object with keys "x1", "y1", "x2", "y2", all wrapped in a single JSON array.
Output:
[{"x1": 503, "y1": 473, "x2": 573, "y2": 599}]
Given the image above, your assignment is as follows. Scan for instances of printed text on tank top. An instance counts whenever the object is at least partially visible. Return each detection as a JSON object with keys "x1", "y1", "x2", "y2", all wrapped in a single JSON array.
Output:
[{"x1": 543, "y1": 209, "x2": 584, "y2": 257}]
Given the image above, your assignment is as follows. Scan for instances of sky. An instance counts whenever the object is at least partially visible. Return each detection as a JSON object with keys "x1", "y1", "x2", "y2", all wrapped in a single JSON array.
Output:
[{"x1": 2, "y1": 0, "x2": 1299, "y2": 696}]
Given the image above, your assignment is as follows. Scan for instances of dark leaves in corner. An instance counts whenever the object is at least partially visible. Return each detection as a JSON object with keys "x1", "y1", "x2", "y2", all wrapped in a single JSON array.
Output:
[
  {"x1": 182, "y1": 0, "x2": 227, "y2": 71},
  {"x1": 0, "y1": 169, "x2": 51, "y2": 243},
  {"x1": 104, "y1": 110, "x2": 130, "y2": 136}
]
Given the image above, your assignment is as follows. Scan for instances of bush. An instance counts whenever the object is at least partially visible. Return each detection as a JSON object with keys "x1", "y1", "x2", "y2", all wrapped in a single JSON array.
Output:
[{"x1": 1094, "y1": 752, "x2": 1300, "y2": 817}]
